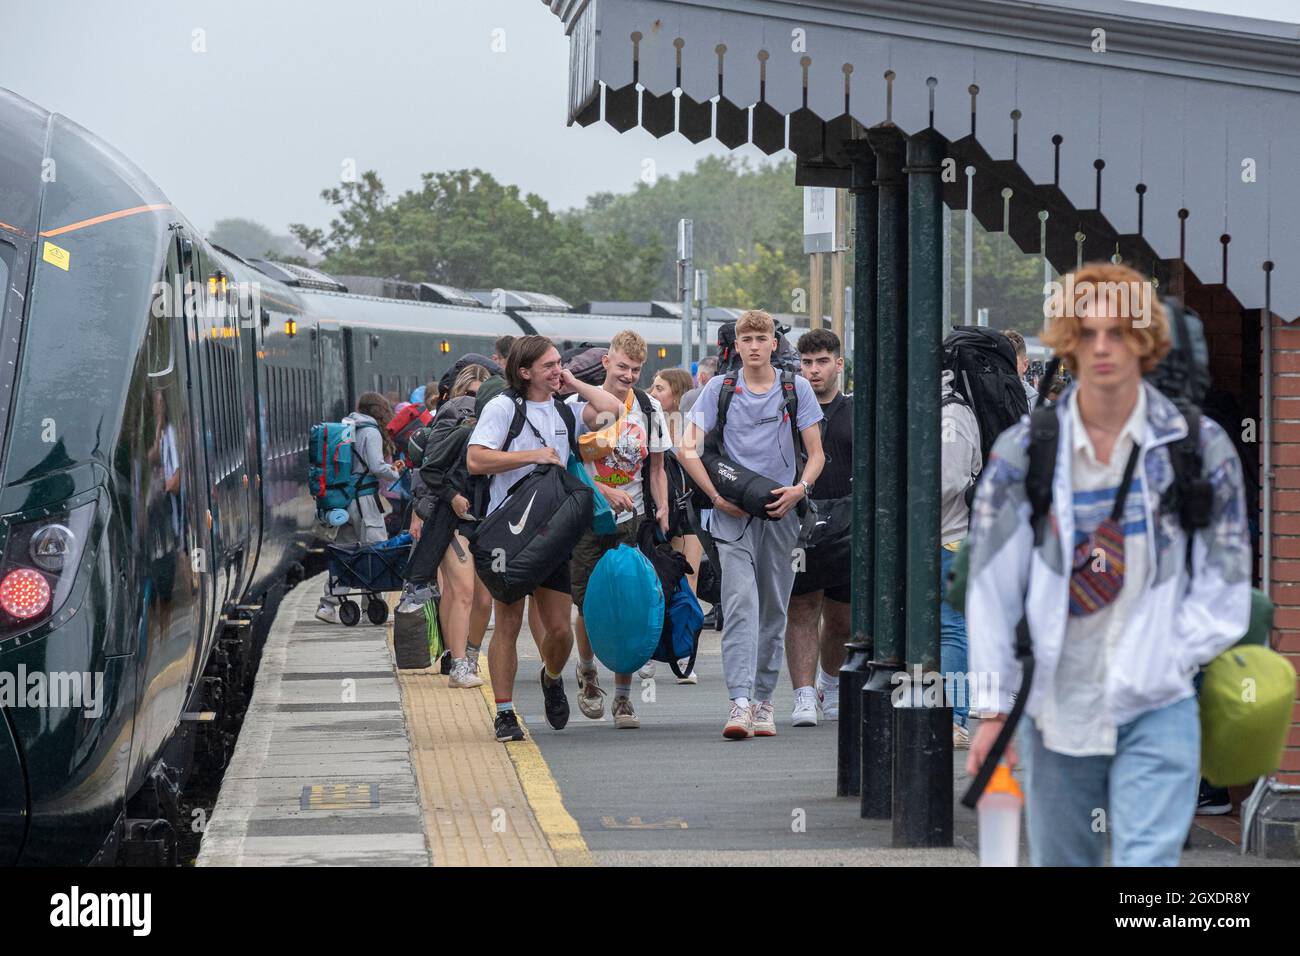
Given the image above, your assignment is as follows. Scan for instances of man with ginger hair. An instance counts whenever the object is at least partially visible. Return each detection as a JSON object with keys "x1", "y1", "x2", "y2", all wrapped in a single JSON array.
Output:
[{"x1": 965, "y1": 262, "x2": 1249, "y2": 866}]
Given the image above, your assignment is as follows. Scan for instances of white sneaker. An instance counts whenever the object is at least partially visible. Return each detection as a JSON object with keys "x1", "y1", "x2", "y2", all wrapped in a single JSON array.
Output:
[
  {"x1": 449, "y1": 658, "x2": 484, "y2": 688},
  {"x1": 637, "y1": 660, "x2": 656, "y2": 679},
  {"x1": 723, "y1": 702, "x2": 753, "y2": 740},
  {"x1": 751, "y1": 700, "x2": 777, "y2": 736},
  {"x1": 790, "y1": 687, "x2": 822, "y2": 727},
  {"x1": 820, "y1": 682, "x2": 840, "y2": 720},
  {"x1": 953, "y1": 723, "x2": 971, "y2": 749},
  {"x1": 315, "y1": 603, "x2": 339, "y2": 625},
  {"x1": 675, "y1": 658, "x2": 698, "y2": 684}
]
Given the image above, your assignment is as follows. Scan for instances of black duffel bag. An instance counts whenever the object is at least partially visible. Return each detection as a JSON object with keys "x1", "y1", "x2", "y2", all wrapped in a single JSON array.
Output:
[
  {"x1": 469, "y1": 463, "x2": 593, "y2": 604},
  {"x1": 799, "y1": 495, "x2": 853, "y2": 588}
]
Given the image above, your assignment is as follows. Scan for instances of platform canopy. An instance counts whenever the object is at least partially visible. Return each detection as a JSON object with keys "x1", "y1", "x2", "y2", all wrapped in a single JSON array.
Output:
[{"x1": 545, "y1": 0, "x2": 1300, "y2": 320}]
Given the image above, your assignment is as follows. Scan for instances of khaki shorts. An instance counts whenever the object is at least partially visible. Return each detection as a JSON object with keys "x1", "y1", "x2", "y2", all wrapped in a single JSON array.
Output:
[{"x1": 569, "y1": 517, "x2": 641, "y2": 613}]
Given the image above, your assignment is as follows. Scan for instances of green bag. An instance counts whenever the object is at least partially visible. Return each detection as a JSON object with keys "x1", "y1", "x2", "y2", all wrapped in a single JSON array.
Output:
[
  {"x1": 1200, "y1": 641, "x2": 1296, "y2": 787},
  {"x1": 423, "y1": 600, "x2": 443, "y2": 660}
]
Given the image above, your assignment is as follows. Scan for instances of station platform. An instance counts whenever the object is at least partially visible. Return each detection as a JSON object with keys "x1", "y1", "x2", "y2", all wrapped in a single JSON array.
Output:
[{"x1": 198, "y1": 574, "x2": 1260, "y2": 867}]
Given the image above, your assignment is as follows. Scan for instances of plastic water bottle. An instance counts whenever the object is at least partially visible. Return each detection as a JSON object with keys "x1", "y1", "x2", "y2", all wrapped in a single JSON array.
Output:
[
  {"x1": 326, "y1": 508, "x2": 349, "y2": 527},
  {"x1": 978, "y1": 763, "x2": 1023, "y2": 867}
]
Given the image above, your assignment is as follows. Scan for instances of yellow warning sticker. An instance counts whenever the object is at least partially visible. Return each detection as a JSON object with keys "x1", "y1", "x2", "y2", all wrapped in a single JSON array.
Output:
[{"x1": 42, "y1": 241, "x2": 70, "y2": 271}]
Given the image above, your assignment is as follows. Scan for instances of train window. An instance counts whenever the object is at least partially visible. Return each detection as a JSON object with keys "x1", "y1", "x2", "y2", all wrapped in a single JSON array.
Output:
[
  {"x1": 268, "y1": 366, "x2": 277, "y2": 456},
  {"x1": 145, "y1": 271, "x2": 174, "y2": 382},
  {"x1": 0, "y1": 245, "x2": 9, "y2": 318}
]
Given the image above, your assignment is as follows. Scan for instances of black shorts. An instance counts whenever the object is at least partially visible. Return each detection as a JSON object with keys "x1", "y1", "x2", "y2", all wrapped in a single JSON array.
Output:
[
  {"x1": 534, "y1": 558, "x2": 571, "y2": 597},
  {"x1": 791, "y1": 570, "x2": 851, "y2": 604}
]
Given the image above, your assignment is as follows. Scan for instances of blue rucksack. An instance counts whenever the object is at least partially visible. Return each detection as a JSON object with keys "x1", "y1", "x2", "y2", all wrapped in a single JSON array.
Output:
[
  {"x1": 583, "y1": 544, "x2": 664, "y2": 675},
  {"x1": 636, "y1": 520, "x2": 704, "y2": 678},
  {"x1": 308, "y1": 420, "x2": 380, "y2": 515},
  {"x1": 651, "y1": 576, "x2": 704, "y2": 677}
]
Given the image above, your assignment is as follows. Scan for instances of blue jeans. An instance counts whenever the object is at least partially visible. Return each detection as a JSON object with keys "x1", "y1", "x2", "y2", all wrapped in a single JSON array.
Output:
[
  {"x1": 1021, "y1": 695, "x2": 1200, "y2": 866},
  {"x1": 939, "y1": 546, "x2": 969, "y2": 728}
]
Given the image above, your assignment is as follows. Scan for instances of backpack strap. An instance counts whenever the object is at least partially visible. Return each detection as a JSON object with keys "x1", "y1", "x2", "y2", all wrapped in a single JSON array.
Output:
[
  {"x1": 818, "y1": 392, "x2": 848, "y2": 441},
  {"x1": 1165, "y1": 404, "x2": 1212, "y2": 575},
  {"x1": 781, "y1": 370, "x2": 806, "y2": 478},
  {"x1": 1024, "y1": 358, "x2": 1062, "y2": 547},
  {"x1": 633, "y1": 387, "x2": 664, "y2": 449},
  {"x1": 553, "y1": 395, "x2": 577, "y2": 456},
  {"x1": 350, "y1": 421, "x2": 380, "y2": 497}
]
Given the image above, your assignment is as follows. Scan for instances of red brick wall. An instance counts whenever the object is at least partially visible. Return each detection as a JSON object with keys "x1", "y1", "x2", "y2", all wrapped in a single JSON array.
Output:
[{"x1": 1266, "y1": 311, "x2": 1300, "y2": 784}]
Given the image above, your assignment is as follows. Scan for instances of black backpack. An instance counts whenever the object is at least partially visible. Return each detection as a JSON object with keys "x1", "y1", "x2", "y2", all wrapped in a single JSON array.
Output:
[
  {"x1": 942, "y1": 327, "x2": 1030, "y2": 463},
  {"x1": 717, "y1": 321, "x2": 799, "y2": 374}
]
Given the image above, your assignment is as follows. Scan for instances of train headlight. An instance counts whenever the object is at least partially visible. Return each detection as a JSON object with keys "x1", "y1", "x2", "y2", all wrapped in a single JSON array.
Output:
[{"x1": 30, "y1": 524, "x2": 76, "y2": 572}]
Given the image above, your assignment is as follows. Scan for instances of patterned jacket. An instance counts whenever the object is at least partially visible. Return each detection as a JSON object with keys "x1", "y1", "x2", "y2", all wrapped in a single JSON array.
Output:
[{"x1": 966, "y1": 382, "x2": 1251, "y2": 728}]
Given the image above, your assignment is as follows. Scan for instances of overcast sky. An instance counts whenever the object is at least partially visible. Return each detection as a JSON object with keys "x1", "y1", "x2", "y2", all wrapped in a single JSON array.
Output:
[{"x1": 2, "y1": 0, "x2": 1296, "y2": 237}]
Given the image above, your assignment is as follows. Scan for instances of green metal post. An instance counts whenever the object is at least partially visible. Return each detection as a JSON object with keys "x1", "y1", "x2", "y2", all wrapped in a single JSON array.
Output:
[
  {"x1": 860, "y1": 125, "x2": 907, "y2": 820},
  {"x1": 837, "y1": 139, "x2": 877, "y2": 798},
  {"x1": 893, "y1": 129, "x2": 953, "y2": 847}
]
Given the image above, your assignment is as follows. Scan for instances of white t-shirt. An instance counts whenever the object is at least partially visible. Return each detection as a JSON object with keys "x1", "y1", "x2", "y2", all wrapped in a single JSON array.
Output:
[
  {"x1": 568, "y1": 389, "x2": 672, "y2": 524},
  {"x1": 468, "y1": 394, "x2": 574, "y2": 515}
]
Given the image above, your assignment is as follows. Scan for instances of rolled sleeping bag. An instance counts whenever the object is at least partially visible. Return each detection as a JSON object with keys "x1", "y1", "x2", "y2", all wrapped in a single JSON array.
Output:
[{"x1": 700, "y1": 444, "x2": 784, "y2": 520}]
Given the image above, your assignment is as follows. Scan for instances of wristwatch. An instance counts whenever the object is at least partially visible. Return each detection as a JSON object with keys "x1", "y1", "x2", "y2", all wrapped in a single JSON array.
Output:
[{"x1": 799, "y1": 479, "x2": 812, "y2": 496}]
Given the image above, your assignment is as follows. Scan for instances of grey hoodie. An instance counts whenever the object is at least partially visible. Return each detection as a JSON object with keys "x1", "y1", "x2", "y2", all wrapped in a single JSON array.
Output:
[{"x1": 941, "y1": 370, "x2": 982, "y2": 546}]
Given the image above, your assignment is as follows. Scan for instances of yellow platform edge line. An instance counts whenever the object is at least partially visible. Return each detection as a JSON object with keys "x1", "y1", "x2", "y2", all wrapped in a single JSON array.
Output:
[{"x1": 477, "y1": 660, "x2": 593, "y2": 867}]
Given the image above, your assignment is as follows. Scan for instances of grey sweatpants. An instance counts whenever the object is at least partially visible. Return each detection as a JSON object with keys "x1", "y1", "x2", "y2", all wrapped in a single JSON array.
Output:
[{"x1": 714, "y1": 510, "x2": 799, "y2": 701}]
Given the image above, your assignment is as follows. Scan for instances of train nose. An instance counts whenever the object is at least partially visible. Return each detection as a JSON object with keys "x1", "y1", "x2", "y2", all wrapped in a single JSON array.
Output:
[{"x1": 0, "y1": 708, "x2": 27, "y2": 864}]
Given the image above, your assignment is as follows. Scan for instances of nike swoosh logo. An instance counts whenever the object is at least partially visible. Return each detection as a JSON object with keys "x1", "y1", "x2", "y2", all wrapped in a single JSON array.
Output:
[{"x1": 508, "y1": 490, "x2": 539, "y2": 535}]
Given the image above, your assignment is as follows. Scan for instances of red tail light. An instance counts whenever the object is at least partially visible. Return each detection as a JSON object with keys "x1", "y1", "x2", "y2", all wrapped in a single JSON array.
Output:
[{"x1": 0, "y1": 568, "x2": 51, "y2": 619}]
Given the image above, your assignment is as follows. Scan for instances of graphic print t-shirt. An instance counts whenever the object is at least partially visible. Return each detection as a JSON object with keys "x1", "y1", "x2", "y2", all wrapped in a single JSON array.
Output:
[
  {"x1": 568, "y1": 390, "x2": 672, "y2": 523},
  {"x1": 468, "y1": 394, "x2": 573, "y2": 515}
]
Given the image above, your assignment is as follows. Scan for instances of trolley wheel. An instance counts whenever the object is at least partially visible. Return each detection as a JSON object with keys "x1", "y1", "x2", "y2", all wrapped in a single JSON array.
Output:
[
  {"x1": 366, "y1": 598, "x2": 389, "y2": 626},
  {"x1": 338, "y1": 599, "x2": 361, "y2": 627}
]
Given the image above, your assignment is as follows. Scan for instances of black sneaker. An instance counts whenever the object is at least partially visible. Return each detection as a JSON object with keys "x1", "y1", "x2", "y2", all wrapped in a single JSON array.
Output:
[
  {"x1": 1196, "y1": 780, "x2": 1231, "y2": 816},
  {"x1": 494, "y1": 710, "x2": 525, "y2": 742},
  {"x1": 540, "y1": 667, "x2": 570, "y2": 730}
]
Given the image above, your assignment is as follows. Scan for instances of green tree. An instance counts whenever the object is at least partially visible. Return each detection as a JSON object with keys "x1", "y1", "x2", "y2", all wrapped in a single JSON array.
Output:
[
  {"x1": 709, "y1": 243, "x2": 802, "y2": 313},
  {"x1": 289, "y1": 170, "x2": 658, "y2": 304},
  {"x1": 569, "y1": 155, "x2": 806, "y2": 303}
]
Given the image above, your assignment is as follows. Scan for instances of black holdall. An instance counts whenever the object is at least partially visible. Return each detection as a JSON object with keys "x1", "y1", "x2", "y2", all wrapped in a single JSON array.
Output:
[
  {"x1": 467, "y1": 398, "x2": 591, "y2": 604},
  {"x1": 799, "y1": 394, "x2": 852, "y2": 584}
]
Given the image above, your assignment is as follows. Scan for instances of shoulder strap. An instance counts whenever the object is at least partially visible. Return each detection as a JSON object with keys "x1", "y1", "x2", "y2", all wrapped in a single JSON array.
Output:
[
  {"x1": 1025, "y1": 403, "x2": 1059, "y2": 548},
  {"x1": 502, "y1": 389, "x2": 529, "y2": 452},
  {"x1": 818, "y1": 392, "x2": 847, "y2": 439},
  {"x1": 633, "y1": 387, "x2": 661, "y2": 447},
  {"x1": 1167, "y1": 405, "x2": 1211, "y2": 574},
  {"x1": 782, "y1": 370, "x2": 806, "y2": 477},
  {"x1": 716, "y1": 374, "x2": 738, "y2": 433},
  {"x1": 553, "y1": 395, "x2": 577, "y2": 453}
]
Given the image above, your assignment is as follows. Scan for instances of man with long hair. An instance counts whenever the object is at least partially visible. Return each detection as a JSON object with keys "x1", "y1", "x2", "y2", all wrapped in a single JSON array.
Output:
[
  {"x1": 965, "y1": 263, "x2": 1250, "y2": 865},
  {"x1": 467, "y1": 336, "x2": 621, "y2": 742}
]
